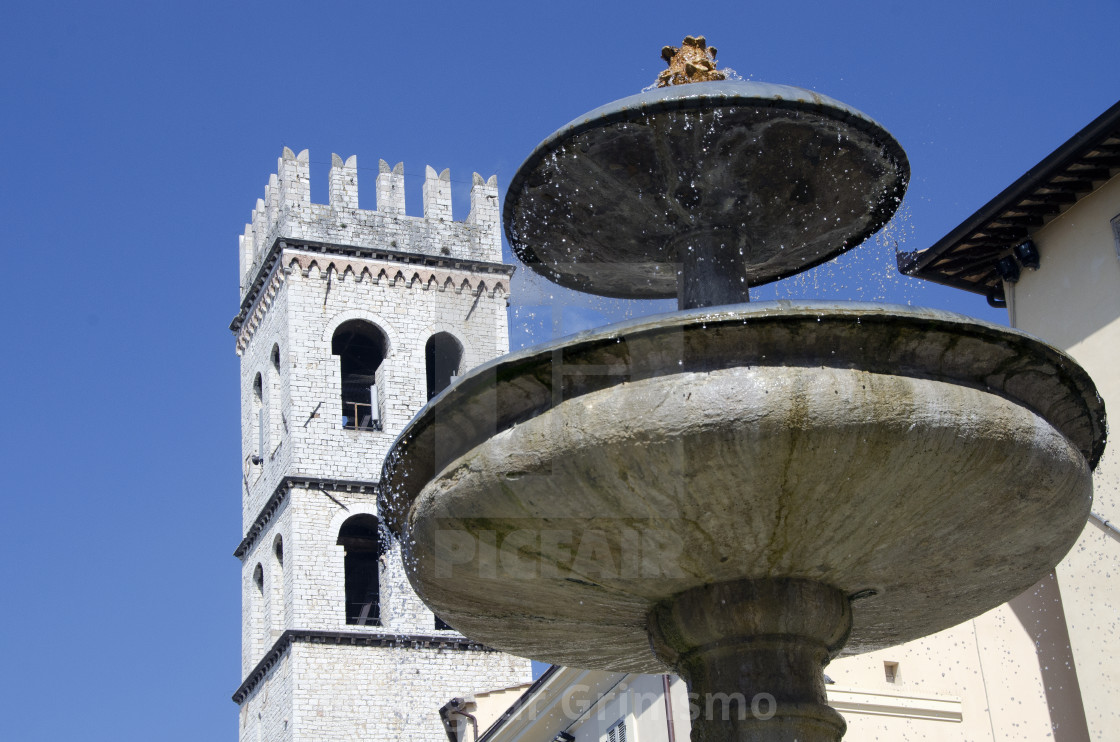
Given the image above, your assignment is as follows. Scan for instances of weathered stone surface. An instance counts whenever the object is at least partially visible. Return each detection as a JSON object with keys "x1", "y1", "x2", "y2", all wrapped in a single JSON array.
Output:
[
  {"x1": 649, "y1": 578, "x2": 850, "y2": 742},
  {"x1": 379, "y1": 302, "x2": 1104, "y2": 674}
]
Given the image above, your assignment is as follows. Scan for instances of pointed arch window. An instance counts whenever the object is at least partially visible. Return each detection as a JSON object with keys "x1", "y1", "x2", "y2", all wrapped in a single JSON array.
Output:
[
  {"x1": 338, "y1": 514, "x2": 383, "y2": 625},
  {"x1": 426, "y1": 332, "x2": 464, "y2": 400},
  {"x1": 332, "y1": 321, "x2": 388, "y2": 430}
]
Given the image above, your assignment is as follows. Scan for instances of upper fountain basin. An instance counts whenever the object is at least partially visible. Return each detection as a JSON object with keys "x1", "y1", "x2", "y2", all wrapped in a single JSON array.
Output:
[
  {"x1": 379, "y1": 303, "x2": 1105, "y2": 672},
  {"x1": 504, "y1": 81, "x2": 910, "y2": 299}
]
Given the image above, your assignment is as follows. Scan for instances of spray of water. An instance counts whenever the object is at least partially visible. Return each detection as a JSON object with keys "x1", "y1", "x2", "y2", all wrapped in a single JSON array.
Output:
[{"x1": 508, "y1": 196, "x2": 925, "y2": 350}]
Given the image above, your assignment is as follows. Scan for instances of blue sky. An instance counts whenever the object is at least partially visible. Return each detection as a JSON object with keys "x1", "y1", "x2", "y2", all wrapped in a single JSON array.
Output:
[{"x1": 1, "y1": 1, "x2": 1118, "y2": 739}]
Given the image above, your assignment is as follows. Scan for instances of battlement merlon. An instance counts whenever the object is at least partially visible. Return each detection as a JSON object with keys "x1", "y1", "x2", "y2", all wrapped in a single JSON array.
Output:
[
  {"x1": 376, "y1": 159, "x2": 405, "y2": 214},
  {"x1": 329, "y1": 154, "x2": 359, "y2": 210},
  {"x1": 238, "y1": 148, "x2": 504, "y2": 298}
]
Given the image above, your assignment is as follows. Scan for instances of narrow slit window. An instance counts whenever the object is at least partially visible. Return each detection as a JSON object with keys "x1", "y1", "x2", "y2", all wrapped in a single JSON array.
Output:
[
  {"x1": 251, "y1": 373, "x2": 264, "y2": 467},
  {"x1": 270, "y1": 535, "x2": 284, "y2": 635},
  {"x1": 1111, "y1": 213, "x2": 1120, "y2": 261},
  {"x1": 268, "y1": 344, "x2": 284, "y2": 444},
  {"x1": 250, "y1": 562, "x2": 266, "y2": 659}
]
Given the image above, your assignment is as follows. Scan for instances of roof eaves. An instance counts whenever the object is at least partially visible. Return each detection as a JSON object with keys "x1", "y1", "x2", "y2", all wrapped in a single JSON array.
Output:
[{"x1": 900, "y1": 99, "x2": 1120, "y2": 292}]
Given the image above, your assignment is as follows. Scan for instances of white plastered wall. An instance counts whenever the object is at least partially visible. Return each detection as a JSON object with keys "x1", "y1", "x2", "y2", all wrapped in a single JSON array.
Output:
[{"x1": 1003, "y1": 172, "x2": 1120, "y2": 740}]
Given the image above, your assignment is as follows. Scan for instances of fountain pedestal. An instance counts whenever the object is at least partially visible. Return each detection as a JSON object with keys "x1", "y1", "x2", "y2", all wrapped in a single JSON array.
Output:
[{"x1": 650, "y1": 579, "x2": 850, "y2": 742}]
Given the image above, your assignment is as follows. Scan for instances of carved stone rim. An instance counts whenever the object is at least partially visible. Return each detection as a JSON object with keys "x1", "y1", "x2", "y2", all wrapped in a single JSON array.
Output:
[{"x1": 378, "y1": 301, "x2": 1106, "y2": 534}]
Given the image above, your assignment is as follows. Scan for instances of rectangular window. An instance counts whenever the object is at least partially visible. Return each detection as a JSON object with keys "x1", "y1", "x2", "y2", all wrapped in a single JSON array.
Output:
[{"x1": 344, "y1": 551, "x2": 381, "y2": 625}]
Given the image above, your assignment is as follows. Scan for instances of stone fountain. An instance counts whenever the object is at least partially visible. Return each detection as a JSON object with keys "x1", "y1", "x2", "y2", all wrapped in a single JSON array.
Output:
[{"x1": 380, "y1": 39, "x2": 1107, "y2": 741}]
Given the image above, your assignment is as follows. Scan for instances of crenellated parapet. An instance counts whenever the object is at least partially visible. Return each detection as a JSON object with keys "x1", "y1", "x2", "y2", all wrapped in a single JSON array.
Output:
[{"x1": 238, "y1": 147, "x2": 503, "y2": 299}]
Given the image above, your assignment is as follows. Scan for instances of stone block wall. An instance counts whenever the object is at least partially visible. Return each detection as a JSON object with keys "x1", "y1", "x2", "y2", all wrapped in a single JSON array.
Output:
[
  {"x1": 240, "y1": 498, "x2": 292, "y2": 675},
  {"x1": 239, "y1": 649, "x2": 294, "y2": 742},
  {"x1": 290, "y1": 642, "x2": 527, "y2": 742},
  {"x1": 238, "y1": 269, "x2": 292, "y2": 527},
  {"x1": 283, "y1": 255, "x2": 508, "y2": 483},
  {"x1": 236, "y1": 250, "x2": 510, "y2": 528},
  {"x1": 287, "y1": 484, "x2": 437, "y2": 634}
]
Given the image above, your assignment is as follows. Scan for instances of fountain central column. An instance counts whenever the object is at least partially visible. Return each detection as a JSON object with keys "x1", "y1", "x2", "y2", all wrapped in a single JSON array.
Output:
[
  {"x1": 675, "y1": 231, "x2": 752, "y2": 309},
  {"x1": 648, "y1": 579, "x2": 851, "y2": 742}
]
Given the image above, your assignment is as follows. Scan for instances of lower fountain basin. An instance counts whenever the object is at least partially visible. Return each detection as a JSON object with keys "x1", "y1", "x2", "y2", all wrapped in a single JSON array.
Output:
[{"x1": 379, "y1": 302, "x2": 1104, "y2": 673}]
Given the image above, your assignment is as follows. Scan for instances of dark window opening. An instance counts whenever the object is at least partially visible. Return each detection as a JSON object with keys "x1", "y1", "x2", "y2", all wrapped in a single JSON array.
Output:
[
  {"x1": 426, "y1": 332, "x2": 463, "y2": 400},
  {"x1": 338, "y1": 514, "x2": 383, "y2": 626},
  {"x1": 435, "y1": 614, "x2": 453, "y2": 631},
  {"x1": 332, "y1": 321, "x2": 387, "y2": 430},
  {"x1": 251, "y1": 374, "x2": 264, "y2": 465},
  {"x1": 273, "y1": 535, "x2": 283, "y2": 567},
  {"x1": 253, "y1": 563, "x2": 264, "y2": 593}
]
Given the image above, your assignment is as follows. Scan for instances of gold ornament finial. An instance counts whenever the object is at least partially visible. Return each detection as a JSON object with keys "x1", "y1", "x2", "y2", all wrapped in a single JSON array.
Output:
[{"x1": 657, "y1": 35, "x2": 725, "y2": 87}]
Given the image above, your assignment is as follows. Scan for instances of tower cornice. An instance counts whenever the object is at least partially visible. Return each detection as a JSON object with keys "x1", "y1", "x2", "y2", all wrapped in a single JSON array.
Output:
[
  {"x1": 234, "y1": 475, "x2": 380, "y2": 559},
  {"x1": 230, "y1": 236, "x2": 515, "y2": 335},
  {"x1": 232, "y1": 629, "x2": 500, "y2": 705}
]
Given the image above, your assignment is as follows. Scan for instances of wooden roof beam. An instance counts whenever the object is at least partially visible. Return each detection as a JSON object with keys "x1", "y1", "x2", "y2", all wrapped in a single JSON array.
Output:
[
  {"x1": 931, "y1": 250, "x2": 1008, "y2": 274},
  {"x1": 1022, "y1": 192, "x2": 1078, "y2": 205},
  {"x1": 1064, "y1": 166, "x2": 1113, "y2": 181},
  {"x1": 1047, "y1": 179, "x2": 1095, "y2": 194},
  {"x1": 1082, "y1": 152, "x2": 1120, "y2": 166}
]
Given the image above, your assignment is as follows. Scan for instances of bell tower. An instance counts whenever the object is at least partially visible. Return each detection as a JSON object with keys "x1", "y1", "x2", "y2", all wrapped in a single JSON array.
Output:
[{"x1": 230, "y1": 148, "x2": 530, "y2": 741}]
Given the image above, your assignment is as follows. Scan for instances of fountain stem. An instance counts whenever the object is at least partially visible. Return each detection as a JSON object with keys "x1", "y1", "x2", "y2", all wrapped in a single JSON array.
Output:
[
  {"x1": 649, "y1": 578, "x2": 851, "y2": 742},
  {"x1": 676, "y1": 233, "x2": 751, "y2": 310}
]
